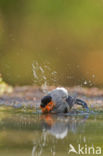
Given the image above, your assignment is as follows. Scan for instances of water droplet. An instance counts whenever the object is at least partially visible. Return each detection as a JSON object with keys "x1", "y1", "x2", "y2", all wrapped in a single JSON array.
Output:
[{"x1": 84, "y1": 81, "x2": 88, "y2": 85}]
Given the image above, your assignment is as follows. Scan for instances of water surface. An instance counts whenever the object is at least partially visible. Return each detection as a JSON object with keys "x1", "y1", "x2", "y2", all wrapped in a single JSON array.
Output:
[{"x1": 0, "y1": 108, "x2": 103, "y2": 156}]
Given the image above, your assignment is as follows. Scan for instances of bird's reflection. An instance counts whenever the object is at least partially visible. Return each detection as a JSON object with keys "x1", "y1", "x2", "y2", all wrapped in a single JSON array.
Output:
[
  {"x1": 41, "y1": 113, "x2": 88, "y2": 138},
  {"x1": 32, "y1": 113, "x2": 88, "y2": 156}
]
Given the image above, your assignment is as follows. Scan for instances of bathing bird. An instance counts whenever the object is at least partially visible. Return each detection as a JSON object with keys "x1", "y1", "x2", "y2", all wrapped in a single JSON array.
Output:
[{"x1": 40, "y1": 87, "x2": 89, "y2": 113}]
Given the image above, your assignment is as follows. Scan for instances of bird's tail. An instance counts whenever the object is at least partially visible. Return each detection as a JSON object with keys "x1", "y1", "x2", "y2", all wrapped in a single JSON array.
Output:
[{"x1": 75, "y1": 98, "x2": 89, "y2": 111}]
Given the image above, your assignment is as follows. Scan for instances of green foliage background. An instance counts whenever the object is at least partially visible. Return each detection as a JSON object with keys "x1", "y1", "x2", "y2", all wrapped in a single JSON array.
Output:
[{"x1": 0, "y1": 0, "x2": 103, "y2": 87}]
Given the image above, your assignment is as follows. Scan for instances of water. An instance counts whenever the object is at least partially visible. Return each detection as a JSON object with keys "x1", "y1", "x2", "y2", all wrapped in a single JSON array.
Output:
[
  {"x1": 32, "y1": 61, "x2": 57, "y2": 88},
  {"x1": 0, "y1": 109, "x2": 103, "y2": 156}
]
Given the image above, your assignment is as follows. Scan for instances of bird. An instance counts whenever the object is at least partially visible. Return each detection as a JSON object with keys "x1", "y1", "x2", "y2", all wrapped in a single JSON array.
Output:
[{"x1": 40, "y1": 87, "x2": 89, "y2": 113}]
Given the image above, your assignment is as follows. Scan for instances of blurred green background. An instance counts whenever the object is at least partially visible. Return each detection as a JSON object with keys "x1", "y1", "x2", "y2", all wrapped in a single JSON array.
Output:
[{"x1": 0, "y1": 0, "x2": 103, "y2": 87}]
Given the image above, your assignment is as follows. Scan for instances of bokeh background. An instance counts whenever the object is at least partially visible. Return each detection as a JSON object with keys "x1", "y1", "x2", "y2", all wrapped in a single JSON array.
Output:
[{"x1": 0, "y1": 0, "x2": 103, "y2": 87}]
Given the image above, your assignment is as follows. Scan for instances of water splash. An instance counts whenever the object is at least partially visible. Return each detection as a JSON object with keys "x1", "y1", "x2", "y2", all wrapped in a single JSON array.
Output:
[{"x1": 32, "y1": 61, "x2": 57, "y2": 93}]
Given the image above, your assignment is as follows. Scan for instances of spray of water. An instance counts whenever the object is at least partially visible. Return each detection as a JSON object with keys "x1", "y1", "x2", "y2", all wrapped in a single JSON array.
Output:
[{"x1": 32, "y1": 61, "x2": 57, "y2": 93}]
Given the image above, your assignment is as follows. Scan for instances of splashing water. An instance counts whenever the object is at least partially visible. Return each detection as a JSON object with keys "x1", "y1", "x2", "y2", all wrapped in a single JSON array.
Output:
[{"x1": 32, "y1": 61, "x2": 57, "y2": 93}]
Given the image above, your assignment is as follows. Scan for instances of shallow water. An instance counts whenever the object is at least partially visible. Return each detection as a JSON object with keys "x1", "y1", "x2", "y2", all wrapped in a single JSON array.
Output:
[{"x1": 0, "y1": 108, "x2": 103, "y2": 156}]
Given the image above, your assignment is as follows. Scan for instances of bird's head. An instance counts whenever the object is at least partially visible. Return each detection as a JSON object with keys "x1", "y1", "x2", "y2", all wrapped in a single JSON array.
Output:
[{"x1": 40, "y1": 95, "x2": 54, "y2": 113}]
